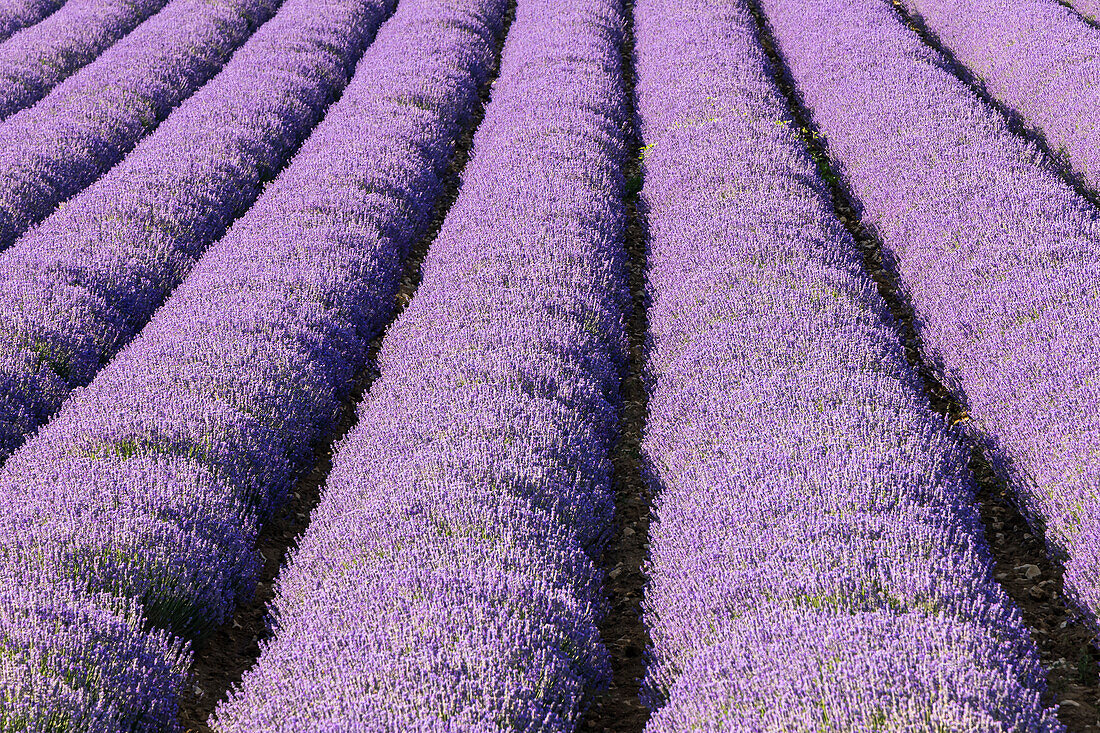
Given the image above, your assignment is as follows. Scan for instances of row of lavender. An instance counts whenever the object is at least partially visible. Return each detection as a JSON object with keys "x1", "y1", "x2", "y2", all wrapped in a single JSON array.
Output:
[
  {"x1": 0, "y1": 0, "x2": 279, "y2": 254},
  {"x1": 0, "y1": 0, "x2": 396, "y2": 463},
  {"x1": 897, "y1": 0, "x2": 1100, "y2": 193},
  {"x1": 0, "y1": 0, "x2": 507, "y2": 726},
  {"x1": 0, "y1": 0, "x2": 62, "y2": 43},
  {"x1": 632, "y1": 0, "x2": 1057, "y2": 728},
  {"x1": 212, "y1": 0, "x2": 632, "y2": 726},
  {"x1": 0, "y1": 0, "x2": 169, "y2": 120},
  {"x1": 756, "y1": 0, "x2": 1100, "y2": 641}
]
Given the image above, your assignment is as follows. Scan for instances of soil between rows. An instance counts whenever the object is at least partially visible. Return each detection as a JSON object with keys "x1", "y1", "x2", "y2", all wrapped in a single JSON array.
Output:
[{"x1": 578, "y1": 1, "x2": 653, "y2": 729}]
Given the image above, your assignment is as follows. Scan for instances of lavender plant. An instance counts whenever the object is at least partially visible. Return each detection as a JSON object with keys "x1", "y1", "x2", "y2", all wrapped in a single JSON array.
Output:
[
  {"x1": 0, "y1": 0, "x2": 279, "y2": 254},
  {"x1": 0, "y1": 0, "x2": 507, "y2": 725},
  {"x1": 0, "y1": 0, "x2": 64, "y2": 43},
  {"x1": 758, "y1": 0, "x2": 1100, "y2": 643},
  {"x1": 0, "y1": 0, "x2": 170, "y2": 120},
  {"x1": 636, "y1": 0, "x2": 1058, "y2": 728},
  {"x1": 211, "y1": 0, "x2": 632, "y2": 727},
  {"x1": 0, "y1": 0, "x2": 395, "y2": 464},
  {"x1": 899, "y1": 0, "x2": 1100, "y2": 193}
]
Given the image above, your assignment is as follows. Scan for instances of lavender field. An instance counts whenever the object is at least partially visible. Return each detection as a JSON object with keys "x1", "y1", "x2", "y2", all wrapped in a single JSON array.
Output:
[{"x1": 0, "y1": 0, "x2": 1099, "y2": 730}]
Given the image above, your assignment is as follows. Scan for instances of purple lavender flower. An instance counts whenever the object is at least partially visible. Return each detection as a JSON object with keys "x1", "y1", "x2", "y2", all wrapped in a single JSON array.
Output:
[
  {"x1": 758, "y1": 0, "x2": 1100, "y2": 647},
  {"x1": 0, "y1": 0, "x2": 279, "y2": 254},
  {"x1": 649, "y1": 610, "x2": 1053, "y2": 731},
  {"x1": 0, "y1": 0, "x2": 170, "y2": 120},
  {"x1": 636, "y1": 0, "x2": 1058, "y2": 727},
  {"x1": 0, "y1": 0, "x2": 507, "y2": 725},
  {"x1": 212, "y1": 0, "x2": 632, "y2": 727},
  {"x1": 0, "y1": 0, "x2": 64, "y2": 43},
  {"x1": 0, "y1": 0, "x2": 396, "y2": 463},
  {"x1": 900, "y1": 0, "x2": 1100, "y2": 193}
]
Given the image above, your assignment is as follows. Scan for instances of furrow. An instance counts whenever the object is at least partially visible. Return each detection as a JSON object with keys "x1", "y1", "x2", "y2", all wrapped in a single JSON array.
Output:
[{"x1": 579, "y1": 0, "x2": 653, "y2": 730}]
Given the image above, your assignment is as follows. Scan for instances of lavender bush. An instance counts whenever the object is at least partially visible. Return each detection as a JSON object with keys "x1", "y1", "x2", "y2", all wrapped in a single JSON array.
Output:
[
  {"x1": 758, "y1": 0, "x2": 1100, "y2": 642},
  {"x1": 0, "y1": 0, "x2": 279, "y2": 254},
  {"x1": 0, "y1": 0, "x2": 507, "y2": 725},
  {"x1": 0, "y1": 0, "x2": 64, "y2": 43},
  {"x1": 212, "y1": 0, "x2": 632, "y2": 727},
  {"x1": 0, "y1": 0, "x2": 395, "y2": 464},
  {"x1": 636, "y1": 0, "x2": 1058, "y2": 728},
  {"x1": 899, "y1": 0, "x2": 1100, "y2": 193},
  {"x1": 0, "y1": 0, "x2": 170, "y2": 120}
]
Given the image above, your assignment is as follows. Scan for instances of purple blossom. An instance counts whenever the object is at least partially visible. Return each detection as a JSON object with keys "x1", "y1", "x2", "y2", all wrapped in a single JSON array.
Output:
[
  {"x1": 0, "y1": 0, "x2": 395, "y2": 463},
  {"x1": 635, "y1": 0, "x2": 1057, "y2": 727},
  {"x1": 649, "y1": 610, "x2": 1054, "y2": 731},
  {"x1": 0, "y1": 0, "x2": 64, "y2": 43},
  {"x1": 0, "y1": 0, "x2": 507, "y2": 725},
  {"x1": 900, "y1": 0, "x2": 1100, "y2": 193},
  {"x1": 0, "y1": 0, "x2": 170, "y2": 120},
  {"x1": 212, "y1": 0, "x2": 631, "y2": 727},
  {"x1": 758, "y1": 0, "x2": 1100, "y2": 642},
  {"x1": 0, "y1": 0, "x2": 279, "y2": 254}
]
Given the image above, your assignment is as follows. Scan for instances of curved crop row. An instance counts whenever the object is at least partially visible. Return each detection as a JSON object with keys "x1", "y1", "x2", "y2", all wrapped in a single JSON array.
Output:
[
  {"x1": 635, "y1": 0, "x2": 1058, "y2": 730},
  {"x1": 0, "y1": 0, "x2": 64, "y2": 43},
  {"x1": 758, "y1": 0, "x2": 1100, "y2": 640},
  {"x1": 212, "y1": 0, "x2": 630, "y2": 728},
  {"x1": 0, "y1": 0, "x2": 279, "y2": 254},
  {"x1": 0, "y1": 0, "x2": 395, "y2": 464},
  {"x1": 0, "y1": 0, "x2": 507, "y2": 726},
  {"x1": 0, "y1": 0, "x2": 170, "y2": 120},
  {"x1": 900, "y1": 0, "x2": 1100, "y2": 193}
]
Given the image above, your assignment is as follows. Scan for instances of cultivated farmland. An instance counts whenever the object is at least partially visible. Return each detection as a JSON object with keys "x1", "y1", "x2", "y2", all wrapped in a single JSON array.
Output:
[{"x1": 0, "y1": 0, "x2": 1099, "y2": 730}]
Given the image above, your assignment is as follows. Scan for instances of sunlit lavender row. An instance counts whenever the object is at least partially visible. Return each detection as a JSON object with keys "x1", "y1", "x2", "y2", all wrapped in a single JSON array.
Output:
[
  {"x1": 0, "y1": 0, "x2": 505, "y2": 725},
  {"x1": 213, "y1": 0, "x2": 631, "y2": 727},
  {"x1": 635, "y1": 0, "x2": 1058, "y2": 729},
  {"x1": 759, "y1": 0, "x2": 1100, "y2": 646},
  {"x1": 0, "y1": 0, "x2": 278, "y2": 254},
  {"x1": 0, "y1": 0, "x2": 63, "y2": 43},
  {"x1": 0, "y1": 0, "x2": 394, "y2": 464},
  {"x1": 900, "y1": 0, "x2": 1100, "y2": 192},
  {"x1": 0, "y1": 0, "x2": 169, "y2": 120}
]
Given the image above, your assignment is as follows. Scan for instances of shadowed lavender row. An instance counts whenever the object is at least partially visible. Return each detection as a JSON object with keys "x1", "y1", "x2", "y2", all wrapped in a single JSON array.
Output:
[
  {"x1": 758, "y1": 0, "x2": 1100, "y2": 644},
  {"x1": 0, "y1": 0, "x2": 279, "y2": 255},
  {"x1": 899, "y1": 0, "x2": 1100, "y2": 193},
  {"x1": 0, "y1": 0, "x2": 169, "y2": 120},
  {"x1": 0, "y1": 0, "x2": 63, "y2": 43},
  {"x1": 0, "y1": 0, "x2": 506, "y2": 725},
  {"x1": 0, "y1": 0, "x2": 395, "y2": 464},
  {"x1": 213, "y1": 0, "x2": 631, "y2": 727},
  {"x1": 636, "y1": 0, "x2": 1057, "y2": 729}
]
